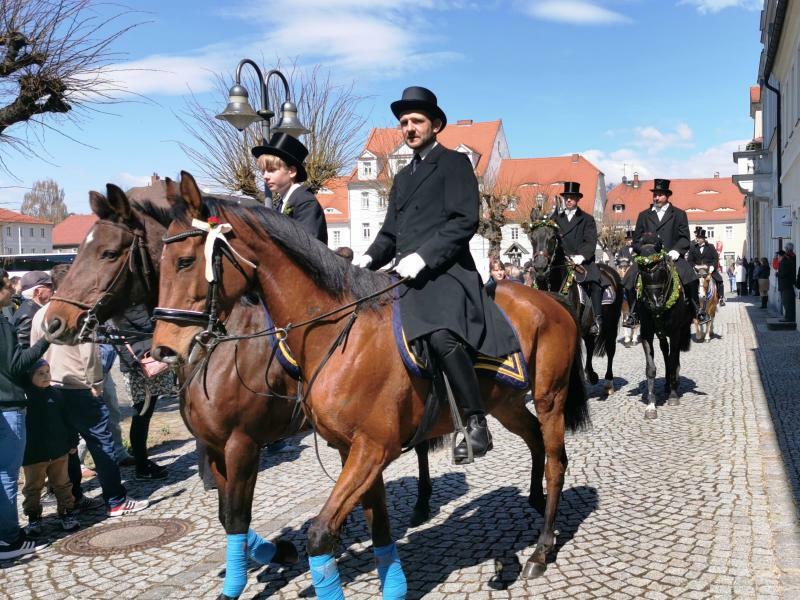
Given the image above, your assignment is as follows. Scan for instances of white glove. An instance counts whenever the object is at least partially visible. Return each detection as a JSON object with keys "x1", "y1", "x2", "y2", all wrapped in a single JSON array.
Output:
[
  {"x1": 354, "y1": 254, "x2": 372, "y2": 269},
  {"x1": 709, "y1": 266, "x2": 715, "y2": 273},
  {"x1": 395, "y1": 253, "x2": 426, "y2": 279},
  {"x1": 571, "y1": 255, "x2": 585, "y2": 265},
  {"x1": 668, "y1": 250, "x2": 680, "y2": 261}
]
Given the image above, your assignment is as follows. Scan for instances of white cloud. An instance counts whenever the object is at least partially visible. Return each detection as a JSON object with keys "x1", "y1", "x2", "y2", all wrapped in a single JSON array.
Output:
[
  {"x1": 632, "y1": 122, "x2": 694, "y2": 153},
  {"x1": 105, "y1": 0, "x2": 467, "y2": 96},
  {"x1": 679, "y1": 0, "x2": 761, "y2": 14},
  {"x1": 117, "y1": 172, "x2": 152, "y2": 189},
  {"x1": 523, "y1": 1, "x2": 632, "y2": 24},
  {"x1": 583, "y1": 138, "x2": 748, "y2": 185}
]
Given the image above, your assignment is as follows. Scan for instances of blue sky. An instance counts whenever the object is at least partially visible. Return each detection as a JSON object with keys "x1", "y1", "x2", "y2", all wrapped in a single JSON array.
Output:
[{"x1": 0, "y1": 0, "x2": 764, "y2": 213}]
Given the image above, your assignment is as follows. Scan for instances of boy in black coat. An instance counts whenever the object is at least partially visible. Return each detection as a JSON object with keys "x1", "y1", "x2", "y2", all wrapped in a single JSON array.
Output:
[{"x1": 21, "y1": 359, "x2": 79, "y2": 534}]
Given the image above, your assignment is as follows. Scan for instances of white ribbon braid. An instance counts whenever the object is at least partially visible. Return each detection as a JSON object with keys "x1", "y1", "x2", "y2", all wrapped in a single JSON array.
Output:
[{"x1": 190, "y1": 218, "x2": 257, "y2": 283}]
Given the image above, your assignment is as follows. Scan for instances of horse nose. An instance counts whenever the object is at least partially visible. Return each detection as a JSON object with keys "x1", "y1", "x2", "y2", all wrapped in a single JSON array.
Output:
[{"x1": 151, "y1": 345, "x2": 178, "y2": 365}]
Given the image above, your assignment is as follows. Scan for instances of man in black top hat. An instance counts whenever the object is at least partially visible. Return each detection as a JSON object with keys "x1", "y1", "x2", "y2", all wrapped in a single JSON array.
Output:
[
  {"x1": 621, "y1": 178, "x2": 707, "y2": 327},
  {"x1": 553, "y1": 182, "x2": 603, "y2": 334},
  {"x1": 252, "y1": 133, "x2": 327, "y2": 244},
  {"x1": 688, "y1": 228, "x2": 725, "y2": 306},
  {"x1": 355, "y1": 86, "x2": 519, "y2": 463},
  {"x1": 615, "y1": 231, "x2": 635, "y2": 265}
]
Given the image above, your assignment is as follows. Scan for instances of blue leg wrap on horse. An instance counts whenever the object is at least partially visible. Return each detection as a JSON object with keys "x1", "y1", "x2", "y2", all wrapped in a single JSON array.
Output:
[
  {"x1": 374, "y1": 543, "x2": 407, "y2": 599},
  {"x1": 309, "y1": 553, "x2": 345, "y2": 600},
  {"x1": 222, "y1": 533, "x2": 248, "y2": 598},
  {"x1": 247, "y1": 529, "x2": 276, "y2": 565}
]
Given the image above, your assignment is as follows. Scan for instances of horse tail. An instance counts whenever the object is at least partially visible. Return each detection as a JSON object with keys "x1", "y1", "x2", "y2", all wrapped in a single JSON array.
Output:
[{"x1": 564, "y1": 322, "x2": 590, "y2": 432}]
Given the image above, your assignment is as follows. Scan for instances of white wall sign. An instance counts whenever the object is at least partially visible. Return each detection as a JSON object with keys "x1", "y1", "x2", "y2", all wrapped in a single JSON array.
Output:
[{"x1": 772, "y1": 207, "x2": 792, "y2": 239}]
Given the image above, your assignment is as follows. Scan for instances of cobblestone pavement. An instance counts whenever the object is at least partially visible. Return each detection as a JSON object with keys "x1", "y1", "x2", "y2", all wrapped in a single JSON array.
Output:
[{"x1": 2, "y1": 295, "x2": 799, "y2": 599}]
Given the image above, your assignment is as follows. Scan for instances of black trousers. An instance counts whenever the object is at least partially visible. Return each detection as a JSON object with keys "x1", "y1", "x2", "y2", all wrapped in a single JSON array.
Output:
[
  {"x1": 131, "y1": 397, "x2": 157, "y2": 470},
  {"x1": 780, "y1": 289, "x2": 796, "y2": 321},
  {"x1": 428, "y1": 329, "x2": 483, "y2": 417}
]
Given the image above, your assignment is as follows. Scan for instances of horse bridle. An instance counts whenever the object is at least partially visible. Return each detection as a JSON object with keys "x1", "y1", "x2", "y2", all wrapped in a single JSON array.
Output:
[
  {"x1": 641, "y1": 259, "x2": 673, "y2": 311},
  {"x1": 153, "y1": 226, "x2": 255, "y2": 346},
  {"x1": 51, "y1": 220, "x2": 155, "y2": 342}
]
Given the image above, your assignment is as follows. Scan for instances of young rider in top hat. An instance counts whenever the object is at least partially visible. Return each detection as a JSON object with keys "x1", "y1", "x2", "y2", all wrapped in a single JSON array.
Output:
[
  {"x1": 688, "y1": 228, "x2": 725, "y2": 306},
  {"x1": 252, "y1": 132, "x2": 327, "y2": 244},
  {"x1": 552, "y1": 182, "x2": 603, "y2": 335},
  {"x1": 615, "y1": 231, "x2": 635, "y2": 264},
  {"x1": 355, "y1": 86, "x2": 519, "y2": 463},
  {"x1": 621, "y1": 178, "x2": 708, "y2": 327}
]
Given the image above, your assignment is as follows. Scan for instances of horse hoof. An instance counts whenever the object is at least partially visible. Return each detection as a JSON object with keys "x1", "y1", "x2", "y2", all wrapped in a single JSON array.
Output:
[
  {"x1": 272, "y1": 540, "x2": 299, "y2": 566},
  {"x1": 522, "y1": 559, "x2": 547, "y2": 579},
  {"x1": 667, "y1": 396, "x2": 680, "y2": 406},
  {"x1": 409, "y1": 506, "x2": 431, "y2": 527},
  {"x1": 587, "y1": 372, "x2": 599, "y2": 385},
  {"x1": 644, "y1": 409, "x2": 657, "y2": 420}
]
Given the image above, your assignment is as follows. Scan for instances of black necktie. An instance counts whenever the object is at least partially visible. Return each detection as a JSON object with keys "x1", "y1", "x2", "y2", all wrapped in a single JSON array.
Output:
[{"x1": 411, "y1": 153, "x2": 421, "y2": 175}]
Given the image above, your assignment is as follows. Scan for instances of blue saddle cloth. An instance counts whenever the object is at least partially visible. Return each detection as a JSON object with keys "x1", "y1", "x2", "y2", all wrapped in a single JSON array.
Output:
[
  {"x1": 261, "y1": 305, "x2": 302, "y2": 380},
  {"x1": 390, "y1": 285, "x2": 529, "y2": 390}
]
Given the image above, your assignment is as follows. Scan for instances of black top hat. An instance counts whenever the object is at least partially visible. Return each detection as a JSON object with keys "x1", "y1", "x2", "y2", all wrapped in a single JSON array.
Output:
[
  {"x1": 251, "y1": 133, "x2": 308, "y2": 182},
  {"x1": 391, "y1": 86, "x2": 447, "y2": 130},
  {"x1": 625, "y1": 230, "x2": 633, "y2": 240},
  {"x1": 650, "y1": 178, "x2": 672, "y2": 195},
  {"x1": 696, "y1": 229, "x2": 707, "y2": 239},
  {"x1": 561, "y1": 181, "x2": 583, "y2": 198}
]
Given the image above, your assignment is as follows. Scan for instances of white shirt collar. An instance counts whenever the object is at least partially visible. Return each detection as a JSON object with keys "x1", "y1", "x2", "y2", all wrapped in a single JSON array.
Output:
[
  {"x1": 564, "y1": 207, "x2": 577, "y2": 220},
  {"x1": 278, "y1": 183, "x2": 303, "y2": 212},
  {"x1": 416, "y1": 141, "x2": 438, "y2": 162},
  {"x1": 651, "y1": 202, "x2": 670, "y2": 214}
]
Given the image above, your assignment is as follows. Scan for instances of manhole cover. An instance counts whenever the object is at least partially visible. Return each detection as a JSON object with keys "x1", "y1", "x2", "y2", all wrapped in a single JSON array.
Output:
[{"x1": 57, "y1": 518, "x2": 192, "y2": 556}]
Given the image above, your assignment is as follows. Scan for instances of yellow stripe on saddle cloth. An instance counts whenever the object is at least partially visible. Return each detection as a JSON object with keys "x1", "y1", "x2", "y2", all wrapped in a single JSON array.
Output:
[{"x1": 392, "y1": 297, "x2": 529, "y2": 390}]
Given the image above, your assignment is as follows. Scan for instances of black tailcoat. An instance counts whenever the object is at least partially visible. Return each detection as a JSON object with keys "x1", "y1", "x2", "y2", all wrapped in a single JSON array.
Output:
[
  {"x1": 284, "y1": 186, "x2": 328, "y2": 244},
  {"x1": 688, "y1": 242, "x2": 723, "y2": 285},
  {"x1": 632, "y1": 203, "x2": 697, "y2": 285},
  {"x1": 554, "y1": 207, "x2": 600, "y2": 285},
  {"x1": 365, "y1": 143, "x2": 519, "y2": 358}
]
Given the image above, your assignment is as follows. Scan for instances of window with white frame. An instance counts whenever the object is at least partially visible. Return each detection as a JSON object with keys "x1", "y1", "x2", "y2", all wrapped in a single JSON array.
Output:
[
  {"x1": 332, "y1": 230, "x2": 341, "y2": 246},
  {"x1": 5, "y1": 227, "x2": 10, "y2": 235},
  {"x1": 378, "y1": 194, "x2": 387, "y2": 209},
  {"x1": 507, "y1": 198, "x2": 517, "y2": 211},
  {"x1": 361, "y1": 161, "x2": 373, "y2": 178},
  {"x1": 361, "y1": 191, "x2": 369, "y2": 210},
  {"x1": 725, "y1": 225, "x2": 733, "y2": 240},
  {"x1": 362, "y1": 222, "x2": 371, "y2": 240},
  {"x1": 40, "y1": 228, "x2": 45, "y2": 237},
  {"x1": 706, "y1": 226, "x2": 715, "y2": 239},
  {"x1": 510, "y1": 226, "x2": 519, "y2": 240},
  {"x1": 29, "y1": 228, "x2": 33, "y2": 237}
]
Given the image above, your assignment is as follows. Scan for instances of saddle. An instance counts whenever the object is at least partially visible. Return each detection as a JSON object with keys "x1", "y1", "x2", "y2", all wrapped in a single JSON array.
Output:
[{"x1": 565, "y1": 268, "x2": 617, "y2": 306}]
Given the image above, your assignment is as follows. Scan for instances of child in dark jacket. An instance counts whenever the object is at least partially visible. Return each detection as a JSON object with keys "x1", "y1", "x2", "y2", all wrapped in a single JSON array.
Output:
[{"x1": 21, "y1": 359, "x2": 79, "y2": 534}]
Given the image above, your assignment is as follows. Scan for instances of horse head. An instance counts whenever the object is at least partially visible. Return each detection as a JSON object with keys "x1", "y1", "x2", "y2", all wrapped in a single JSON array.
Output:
[
  {"x1": 44, "y1": 184, "x2": 163, "y2": 344},
  {"x1": 151, "y1": 171, "x2": 258, "y2": 366},
  {"x1": 524, "y1": 218, "x2": 562, "y2": 289}
]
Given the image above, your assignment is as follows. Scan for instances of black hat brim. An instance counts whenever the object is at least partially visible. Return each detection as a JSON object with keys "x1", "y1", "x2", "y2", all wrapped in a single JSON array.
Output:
[
  {"x1": 562, "y1": 193, "x2": 583, "y2": 199},
  {"x1": 390, "y1": 100, "x2": 447, "y2": 130},
  {"x1": 649, "y1": 188, "x2": 672, "y2": 195},
  {"x1": 251, "y1": 146, "x2": 308, "y2": 183}
]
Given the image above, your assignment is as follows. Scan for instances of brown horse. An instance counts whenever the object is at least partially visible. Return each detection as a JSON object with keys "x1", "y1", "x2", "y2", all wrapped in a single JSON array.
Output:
[
  {"x1": 693, "y1": 265, "x2": 718, "y2": 342},
  {"x1": 40, "y1": 185, "x2": 441, "y2": 598},
  {"x1": 151, "y1": 172, "x2": 588, "y2": 595}
]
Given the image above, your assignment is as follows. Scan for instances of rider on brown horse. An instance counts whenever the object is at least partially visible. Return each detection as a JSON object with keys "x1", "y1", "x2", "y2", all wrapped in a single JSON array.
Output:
[
  {"x1": 552, "y1": 181, "x2": 603, "y2": 335},
  {"x1": 354, "y1": 86, "x2": 519, "y2": 462},
  {"x1": 688, "y1": 228, "x2": 725, "y2": 307}
]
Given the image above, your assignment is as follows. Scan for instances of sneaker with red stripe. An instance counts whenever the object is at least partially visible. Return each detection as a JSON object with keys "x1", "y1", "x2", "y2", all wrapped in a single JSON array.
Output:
[{"x1": 106, "y1": 497, "x2": 149, "y2": 517}]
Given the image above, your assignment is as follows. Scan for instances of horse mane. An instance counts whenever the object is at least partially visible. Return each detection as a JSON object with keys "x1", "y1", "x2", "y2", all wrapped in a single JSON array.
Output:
[
  {"x1": 132, "y1": 199, "x2": 173, "y2": 228},
  {"x1": 173, "y1": 195, "x2": 394, "y2": 309}
]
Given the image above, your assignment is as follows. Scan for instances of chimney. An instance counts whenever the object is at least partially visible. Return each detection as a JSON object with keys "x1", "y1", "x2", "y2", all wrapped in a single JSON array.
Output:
[
  {"x1": 633, "y1": 172, "x2": 640, "y2": 188},
  {"x1": 713, "y1": 171, "x2": 719, "y2": 178},
  {"x1": 151, "y1": 173, "x2": 161, "y2": 186},
  {"x1": 571, "y1": 153, "x2": 579, "y2": 163},
  {"x1": 621, "y1": 175, "x2": 628, "y2": 185},
  {"x1": 456, "y1": 119, "x2": 473, "y2": 126}
]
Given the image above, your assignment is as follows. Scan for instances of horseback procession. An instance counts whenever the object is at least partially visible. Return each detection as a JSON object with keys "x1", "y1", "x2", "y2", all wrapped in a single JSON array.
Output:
[{"x1": 30, "y1": 86, "x2": 728, "y2": 599}]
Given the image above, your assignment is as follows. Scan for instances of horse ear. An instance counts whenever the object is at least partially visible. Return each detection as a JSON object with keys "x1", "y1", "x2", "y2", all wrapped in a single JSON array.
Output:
[
  {"x1": 89, "y1": 191, "x2": 113, "y2": 220},
  {"x1": 105, "y1": 183, "x2": 132, "y2": 222},
  {"x1": 179, "y1": 170, "x2": 203, "y2": 219}
]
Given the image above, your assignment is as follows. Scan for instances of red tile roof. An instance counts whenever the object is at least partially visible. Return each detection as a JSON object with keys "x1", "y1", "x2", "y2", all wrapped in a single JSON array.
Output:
[
  {"x1": 494, "y1": 155, "x2": 603, "y2": 223},
  {"x1": 355, "y1": 119, "x2": 503, "y2": 180},
  {"x1": 604, "y1": 177, "x2": 746, "y2": 225},
  {"x1": 53, "y1": 214, "x2": 98, "y2": 247},
  {"x1": 317, "y1": 177, "x2": 349, "y2": 224},
  {"x1": 0, "y1": 208, "x2": 52, "y2": 225}
]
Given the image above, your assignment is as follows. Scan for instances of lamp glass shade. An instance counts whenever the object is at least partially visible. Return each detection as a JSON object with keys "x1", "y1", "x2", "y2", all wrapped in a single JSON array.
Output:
[
  {"x1": 215, "y1": 84, "x2": 262, "y2": 131},
  {"x1": 272, "y1": 101, "x2": 310, "y2": 137}
]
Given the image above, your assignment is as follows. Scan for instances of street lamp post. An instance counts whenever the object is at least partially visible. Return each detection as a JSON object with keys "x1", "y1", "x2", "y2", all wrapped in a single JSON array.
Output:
[{"x1": 215, "y1": 59, "x2": 310, "y2": 200}]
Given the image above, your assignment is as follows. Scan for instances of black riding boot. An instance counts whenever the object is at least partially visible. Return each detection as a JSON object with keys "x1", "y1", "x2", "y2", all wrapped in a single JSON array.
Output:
[
  {"x1": 686, "y1": 280, "x2": 709, "y2": 324},
  {"x1": 717, "y1": 281, "x2": 726, "y2": 306},
  {"x1": 589, "y1": 283, "x2": 603, "y2": 335},
  {"x1": 761, "y1": 295, "x2": 768, "y2": 309},
  {"x1": 622, "y1": 291, "x2": 638, "y2": 328},
  {"x1": 429, "y1": 331, "x2": 492, "y2": 464}
]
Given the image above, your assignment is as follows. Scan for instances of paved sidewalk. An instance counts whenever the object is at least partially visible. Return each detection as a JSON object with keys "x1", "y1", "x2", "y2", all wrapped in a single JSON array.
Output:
[{"x1": 1, "y1": 294, "x2": 798, "y2": 599}]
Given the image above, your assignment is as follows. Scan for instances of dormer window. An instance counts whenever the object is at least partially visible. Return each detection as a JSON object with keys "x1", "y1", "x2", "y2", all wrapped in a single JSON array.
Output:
[
  {"x1": 613, "y1": 204, "x2": 625, "y2": 213},
  {"x1": 507, "y1": 198, "x2": 517, "y2": 211},
  {"x1": 359, "y1": 160, "x2": 374, "y2": 179}
]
